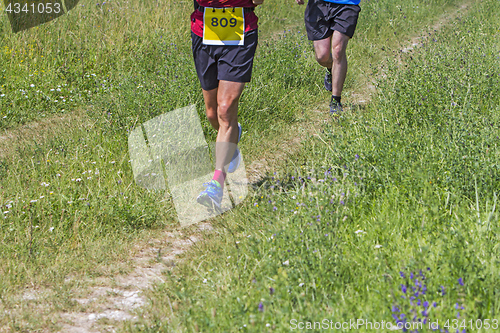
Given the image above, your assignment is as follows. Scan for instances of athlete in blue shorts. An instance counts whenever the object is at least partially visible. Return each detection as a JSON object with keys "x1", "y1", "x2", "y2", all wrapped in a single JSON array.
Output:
[{"x1": 296, "y1": 0, "x2": 361, "y2": 113}]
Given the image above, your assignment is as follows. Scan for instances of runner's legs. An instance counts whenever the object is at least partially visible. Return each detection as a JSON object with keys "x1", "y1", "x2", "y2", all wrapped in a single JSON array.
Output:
[
  {"x1": 202, "y1": 80, "x2": 245, "y2": 172},
  {"x1": 313, "y1": 30, "x2": 350, "y2": 97}
]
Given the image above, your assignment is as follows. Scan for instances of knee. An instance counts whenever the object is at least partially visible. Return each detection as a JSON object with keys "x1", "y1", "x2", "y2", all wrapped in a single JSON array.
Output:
[
  {"x1": 331, "y1": 43, "x2": 346, "y2": 63},
  {"x1": 205, "y1": 104, "x2": 218, "y2": 122},
  {"x1": 315, "y1": 51, "x2": 331, "y2": 66},
  {"x1": 206, "y1": 110, "x2": 218, "y2": 124},
  {"x1": 216, "y1": 98, "x2": 238, "y2": 123}
]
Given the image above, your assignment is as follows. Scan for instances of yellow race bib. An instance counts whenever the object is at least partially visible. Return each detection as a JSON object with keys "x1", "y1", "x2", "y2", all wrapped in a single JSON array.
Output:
[{"x1": 203, "y1": 7, "x2": 245, "y2": 46}]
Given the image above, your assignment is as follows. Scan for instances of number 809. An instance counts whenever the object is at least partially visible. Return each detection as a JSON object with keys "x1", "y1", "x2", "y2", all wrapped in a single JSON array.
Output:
[{"x1": 211, "y1": 17, "x2": 237, "y2": 28}]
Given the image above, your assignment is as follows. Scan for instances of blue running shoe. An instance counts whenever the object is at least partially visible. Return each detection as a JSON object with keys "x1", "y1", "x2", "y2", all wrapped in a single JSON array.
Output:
[
  {"x1": 227, "y1": 123, "x2": 242, "y2": 173},
  {"x1": 330, "y1": 100, "x2": 343, "y2": 115},
  {"x1": 197, "y1": 180, "x2": 223, "y2": 211}
]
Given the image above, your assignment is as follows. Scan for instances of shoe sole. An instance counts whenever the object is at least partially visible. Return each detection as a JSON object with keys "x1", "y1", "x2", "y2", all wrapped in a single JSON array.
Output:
[
  {"x1": 227, "y1": 148, "x2": 241, "y2": 173},
  {"x1": 227, "y1": 123, "x2": 242, "y2": 173},
  {"x1": 197, "y1": 194, "x2": 222, "y2": 213},
  {"x1": 324, "y1": 73, "x2": 332, "y2": 92}
]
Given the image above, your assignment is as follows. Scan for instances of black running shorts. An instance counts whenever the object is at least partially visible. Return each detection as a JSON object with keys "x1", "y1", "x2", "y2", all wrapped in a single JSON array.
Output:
[
  {"x1": 304, "y1": 0, "x2": 361, "y2": 40},
  {"x1": 191, "y1": 29, "x2": 258, "y2": 91}
]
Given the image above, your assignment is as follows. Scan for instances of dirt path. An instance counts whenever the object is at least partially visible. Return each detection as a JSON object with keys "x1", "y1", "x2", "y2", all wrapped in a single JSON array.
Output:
[{"x1": 3, "y1": 3, "x2": 473, "y2": 332}]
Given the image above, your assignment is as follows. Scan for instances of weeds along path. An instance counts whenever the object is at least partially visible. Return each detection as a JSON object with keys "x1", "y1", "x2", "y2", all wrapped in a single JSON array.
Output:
[
  {"x1": 348, "y1": 0, "x2": 474, "y2": 106},
  {"x1": 0, "y1": 2, "x2": 473, "y2": 332}
]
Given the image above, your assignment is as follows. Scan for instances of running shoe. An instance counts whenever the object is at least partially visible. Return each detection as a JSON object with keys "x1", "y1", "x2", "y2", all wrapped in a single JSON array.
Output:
[
  {"x1": 324, "y1": 69, "x2": 332, "y2": 92},
  {"x1": 227, "y1": 123, "x2": 242, "y2": 173},
  {"x1": 197, "y1": 180, "x2": 223, "y2": 211},
  {"x1": 330, "y1": 100, "x2": 343, "y2": 114}
]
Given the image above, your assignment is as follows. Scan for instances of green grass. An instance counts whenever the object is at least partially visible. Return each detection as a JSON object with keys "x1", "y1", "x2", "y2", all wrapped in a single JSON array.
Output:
[
  {"x1": 0, "y1": 0, "x2": 486, "y2": 331},
  {"x1": 124, "y1": 0, "x2": 500, "y2": 331}
]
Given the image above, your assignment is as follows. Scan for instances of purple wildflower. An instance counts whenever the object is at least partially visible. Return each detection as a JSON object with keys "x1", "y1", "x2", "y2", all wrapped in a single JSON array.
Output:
[{"x1": 258, "y1": 302, "x2": 264, "y2": 312}]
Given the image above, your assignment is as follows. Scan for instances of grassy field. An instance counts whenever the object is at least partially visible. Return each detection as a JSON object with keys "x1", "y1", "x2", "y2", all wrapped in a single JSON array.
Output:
[
  {"x1": 128, "y1": 0, "x2": 500, "y2": 332},
  {"x1": 1, "y1": 0, "x2": 498, "y2": 331}
]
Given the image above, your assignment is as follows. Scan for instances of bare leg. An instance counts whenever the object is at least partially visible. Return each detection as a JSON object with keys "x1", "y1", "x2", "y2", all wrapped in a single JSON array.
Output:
[
  {"x1": 330, "y1": 30, "x2": 350, "y2": 97},
  {"x1": 202, "y1": 80, "x2": 245, "y2": 173},
  {"x1": 202, "y1": 87, "x2": 219, "y2": 130},
  {"x1": 313, "y1": 37, "x2": 333, "y2": 68},
  {"x1": 312, "y1": 31, "x2": 351, "y2": 98}
]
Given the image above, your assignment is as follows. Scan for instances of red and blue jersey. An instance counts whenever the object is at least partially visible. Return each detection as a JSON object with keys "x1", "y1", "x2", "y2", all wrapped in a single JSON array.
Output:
[
  {"x1": 191, "y1": 0, "x2": 259, "y2": 37},
  {"x1": 323, "y1": 0, "x2": 360, "y2": 4}
]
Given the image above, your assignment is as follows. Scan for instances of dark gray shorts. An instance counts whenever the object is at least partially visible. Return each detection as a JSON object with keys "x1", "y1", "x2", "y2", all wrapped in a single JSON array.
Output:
[
  {"x1": 304, "y1": 0, "x2": 361, "y2": 40},
  {"x1": 191, "y1": 29, "x2": 258, "y2": 91}
]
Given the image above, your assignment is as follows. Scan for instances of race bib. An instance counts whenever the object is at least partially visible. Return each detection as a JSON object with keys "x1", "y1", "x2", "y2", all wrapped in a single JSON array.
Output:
[{"x1": 203, "y1": 7, "x2": 245, "y2": 46}]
